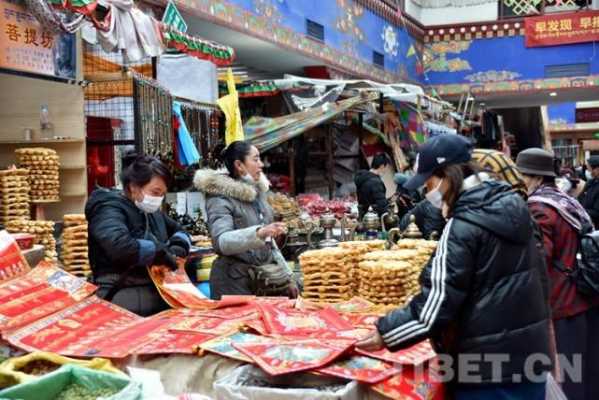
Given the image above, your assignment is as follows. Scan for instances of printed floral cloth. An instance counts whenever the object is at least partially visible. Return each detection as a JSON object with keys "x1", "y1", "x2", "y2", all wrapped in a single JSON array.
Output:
[{"x1": 233, "y1": 338, "x2": 353, "y2": 376}]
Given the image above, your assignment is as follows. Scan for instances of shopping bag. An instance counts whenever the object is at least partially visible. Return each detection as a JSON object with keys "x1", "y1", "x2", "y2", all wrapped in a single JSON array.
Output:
[
  {"x1": 0, "y1": 351, "x2": 123, "y2": 388},
  {"x1": 0, "y1": 364, "x2": 141, "y2": 400}
]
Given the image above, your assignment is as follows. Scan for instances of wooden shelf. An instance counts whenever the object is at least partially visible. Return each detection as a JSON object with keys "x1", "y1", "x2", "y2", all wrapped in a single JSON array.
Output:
[
  {"x1": 60, "y1": 165, "x2": 86, "y2": 170},
  {"x1": 31, "y1": 199, "x2": 60, "y2": 204},
  {"x1": 0, "y1": 138, "x2": 84, "y2": 145},
  {"x1": 60, "y1": 191, "x2": 87, "y2": 197}
]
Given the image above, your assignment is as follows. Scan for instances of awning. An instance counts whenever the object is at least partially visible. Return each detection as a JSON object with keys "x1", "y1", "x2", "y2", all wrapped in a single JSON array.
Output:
[
  {"x1": 245, "y1": 94, "x2": 376, "y2": 152},
  {"x1": 219, "y1": 81, "x2": 279, "y2": 98}
]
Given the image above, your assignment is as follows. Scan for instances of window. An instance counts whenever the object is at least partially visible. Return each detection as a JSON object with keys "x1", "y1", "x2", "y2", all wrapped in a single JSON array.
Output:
[
  {"x1": 545, "y1": 63, "x2": 590, "y2": 78},
  {"x1": 373, "y1": 51, "x2": 385, "y2": 68},
  {"x1": 306, "y1": 19, "x2": 325, "y2": 42}
]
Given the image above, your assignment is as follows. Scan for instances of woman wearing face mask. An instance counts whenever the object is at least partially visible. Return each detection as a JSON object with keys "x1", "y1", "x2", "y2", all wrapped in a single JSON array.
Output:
[
  {"x1": 194, "y1": 141, "x2": 298, "y2": 300},
  {"x1": 357, "y1": 135, "x2": 552, "y2": 399},
  {"x1": 86, "y1": 152, "x2": 191, "y2": 316}
]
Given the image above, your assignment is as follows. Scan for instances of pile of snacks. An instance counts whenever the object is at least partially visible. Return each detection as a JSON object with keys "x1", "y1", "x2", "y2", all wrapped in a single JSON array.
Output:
[
  {"x1": 299, "y1": 248, "x2": 354, "y2": 303},
  {"x1": 268, "y1": 193, "x2": 300, "y2": 223},
  {"x1": 0, "y1": 168, "x2": 30, "y2": 226},
  {"x1": 61, "y1": 214, "x2": 90, "y2": 278},
  {"x1": 358, "y1": 239, "x2": 437, "y2": 307},
  {"x1": 15, "y1": 148, "x2": 60, "y2": 202},
  {"x1": 339, "y1": 240, "x2": 386, "y2": 295},
  {"x1": 6, "y1": 220, "x2": 56, "y2": 260}
]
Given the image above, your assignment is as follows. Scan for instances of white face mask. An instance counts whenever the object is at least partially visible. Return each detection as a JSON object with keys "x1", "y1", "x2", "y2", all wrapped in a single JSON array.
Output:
[
  {"x1": 586, "y1": 170, "x2": 593, "y2": 180},
  {"x1": 425, "y1": 179, "x2": 444, "y2": 209},
  {"x1": 135, "y1": 193, "x2": 164, "y2": 213},
  {"x1": 241, "y1": 173, "x2": 255, "y2": 184},
  {"x1": 556, "y1": 177, "x2": 572, "y2": 194}
]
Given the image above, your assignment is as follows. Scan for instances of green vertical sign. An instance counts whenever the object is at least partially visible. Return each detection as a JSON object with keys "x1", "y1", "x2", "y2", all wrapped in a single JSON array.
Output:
[{"x1": 162, "y1": 1, "x2": 187, "y2": 32}]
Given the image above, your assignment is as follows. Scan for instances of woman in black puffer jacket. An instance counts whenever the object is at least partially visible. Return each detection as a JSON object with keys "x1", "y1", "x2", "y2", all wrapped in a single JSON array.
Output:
[{"x1": 357, "y1": 135, "x2": 552, "y2": 399}]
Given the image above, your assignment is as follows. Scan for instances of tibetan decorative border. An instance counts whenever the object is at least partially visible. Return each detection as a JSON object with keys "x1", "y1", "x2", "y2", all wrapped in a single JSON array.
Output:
[
  {"x1": 172, "y1": 0, "x2": 402, "y2": 83},
  {"x1": 431, "y1": 74, "x2": 599, "y2": 97},
  {"x1": 424, "y1": 21, "x2": 525, "y2": 42}
]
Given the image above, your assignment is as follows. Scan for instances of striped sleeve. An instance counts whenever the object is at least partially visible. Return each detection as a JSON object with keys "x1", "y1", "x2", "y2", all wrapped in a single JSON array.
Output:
[{"x1": 376, "y1": 218, "x2": 474, "y2": 351}]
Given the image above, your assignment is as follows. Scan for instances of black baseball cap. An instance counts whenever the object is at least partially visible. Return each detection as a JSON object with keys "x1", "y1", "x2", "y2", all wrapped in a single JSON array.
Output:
[
  {"x1": 588, "y1": 155, "x2": 599, "y2": 168},
  {"x1": 404, "y1": 134, "x2": 473, "y2": 190}
]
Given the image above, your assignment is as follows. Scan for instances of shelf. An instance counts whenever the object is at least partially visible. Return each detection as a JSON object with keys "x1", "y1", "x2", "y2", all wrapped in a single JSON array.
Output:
[
  {"x1": 0, "y1": 138, "x2": 84, "y2": 145},
  {"x1": 60, "y1": 191, "x2": 87, "y2": 197},
  {"x1": 31, "y1": 199, "x2": 60, "y2": 204},
  {"x1": 60, "y1": 165, "x2": 87, "y2": 170}
]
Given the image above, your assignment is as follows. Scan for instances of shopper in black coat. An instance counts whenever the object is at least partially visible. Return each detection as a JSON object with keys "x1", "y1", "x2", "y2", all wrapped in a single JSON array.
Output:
[
  {"x1": 399, "y1": 199, "x2": 445, "y2": 239},
  {"x1": 86, "y1": 153, "x2": 191, "y2": 316},
  {"x1": 357, "y1": 135, "x2": 551, "y2": 399},
  {"x1": 354, "y1": 153, "x2": 390, "y2": 219},
  {"x1": 579, "y1": 155, "x2": 599, "y2": 228}
]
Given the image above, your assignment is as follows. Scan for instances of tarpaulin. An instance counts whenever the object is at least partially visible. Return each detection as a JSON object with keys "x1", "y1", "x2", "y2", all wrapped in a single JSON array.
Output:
[{"x1": 245, "y1": 95, "x2": 375, "y2": 152}]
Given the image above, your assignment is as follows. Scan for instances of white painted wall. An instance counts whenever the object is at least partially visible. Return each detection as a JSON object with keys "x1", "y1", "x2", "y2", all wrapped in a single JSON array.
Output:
[{"x1": 405, "y1": 0, "x2": 498, "y2": 25}]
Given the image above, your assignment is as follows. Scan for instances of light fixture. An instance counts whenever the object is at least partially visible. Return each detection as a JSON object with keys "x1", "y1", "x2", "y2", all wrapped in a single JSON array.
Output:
[{"x1": 549, "y1": 92, "x2": 558, "y2": 97}]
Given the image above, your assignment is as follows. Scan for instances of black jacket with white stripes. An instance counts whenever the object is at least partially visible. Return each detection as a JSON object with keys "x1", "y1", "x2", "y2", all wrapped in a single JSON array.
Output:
[{"x1": 377, "y1": 180, "x2": 552, "y2": 384}]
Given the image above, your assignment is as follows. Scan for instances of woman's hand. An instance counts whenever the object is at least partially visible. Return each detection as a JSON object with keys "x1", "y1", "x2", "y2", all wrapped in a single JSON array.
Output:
[
  {"x1": 356, "y1": 330, "x2": 385, "y2": 351},
  {"x1": 257, "y1": 223, "x2": 287, "y2": 240},
  {"x1": 288, "y1": 282, "x2": 299, "y2": 299}
]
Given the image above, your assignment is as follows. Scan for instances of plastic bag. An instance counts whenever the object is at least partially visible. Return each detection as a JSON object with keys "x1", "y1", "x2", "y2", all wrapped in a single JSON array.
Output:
[
  {"x1": 546, "y1": 373, "x2": 567, "y2": 400},
  {"x1": 214, "y1": 364, "x2": 360, "y2": 400},
  {"x1": 0, "y1": 364, "x2": 141, "y2": 400},
  {"x1": 0, "y1": 351, "x2": 124, "y2": 388}
]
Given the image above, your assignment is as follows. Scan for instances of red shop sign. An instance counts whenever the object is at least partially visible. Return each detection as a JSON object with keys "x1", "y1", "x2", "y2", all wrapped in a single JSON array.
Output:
[
  {"x1": 525, "y1": 11, "x2": 599, "y2": 47},
  {"x1": 576, "y1": 108, "x2": 599, "y2": 123}
]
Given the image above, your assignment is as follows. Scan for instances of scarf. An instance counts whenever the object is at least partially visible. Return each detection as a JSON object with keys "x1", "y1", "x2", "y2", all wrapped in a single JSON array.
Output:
[{"x1": 528, "y1": 185, "x2": 592, "y2": 232}]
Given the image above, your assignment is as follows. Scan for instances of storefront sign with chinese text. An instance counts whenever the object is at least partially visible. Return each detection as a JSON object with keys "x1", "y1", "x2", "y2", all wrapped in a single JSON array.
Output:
[
  {"x1": 0, "y1": 0, "x2": 75, "y2": 78},
  {"x1": 525, "y1": 10, "x2": 599, "y2": 47},
  {"x1": 576, "y1": 107, "x2": 599, "y2": 124}
]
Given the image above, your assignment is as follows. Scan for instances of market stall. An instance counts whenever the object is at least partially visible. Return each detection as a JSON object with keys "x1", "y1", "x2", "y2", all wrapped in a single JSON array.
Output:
[{"x1": 0, "y1": 228, "x2": 444, "y2": 399}]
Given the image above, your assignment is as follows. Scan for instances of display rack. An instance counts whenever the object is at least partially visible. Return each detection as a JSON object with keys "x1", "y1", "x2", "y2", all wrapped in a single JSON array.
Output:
[{"x1": 0, "y1": 73, "x2": 87, "y2": 221}]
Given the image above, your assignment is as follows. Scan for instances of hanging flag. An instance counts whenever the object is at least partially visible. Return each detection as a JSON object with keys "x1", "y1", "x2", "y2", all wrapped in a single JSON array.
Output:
[
  {"x1": 218, "y1": 68, "x2": 244, "y2": 145},
  {"x1": 406, "y1": 45, "x2": 416, "y2": 57}
]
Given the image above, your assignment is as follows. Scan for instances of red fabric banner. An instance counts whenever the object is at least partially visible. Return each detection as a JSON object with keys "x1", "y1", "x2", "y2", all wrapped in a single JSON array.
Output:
[
  {"x1": 0, "y1": 231, "x2": 30, "y2": 283},
  {"x1": 357, "y1": 340, "x2": 437, "y2": 366},
  {"x1": 258, "y1": 303, "x2": 353, "y2": 338},
  {"x1": 371, "y1": 361, "x2": 445, "y2": 400},
  {"x1": 525, "y1": 11, "x2": 599, "y2": 47},
  {"x1": 318, "y1": 354, "x2": 399, "y2": 384},
  {"x1": 0, "y1": 262, "x2": 96, "y2": 332},
  {"x1": 6, "y1": 297, "x2": 140, "y2": 356}
]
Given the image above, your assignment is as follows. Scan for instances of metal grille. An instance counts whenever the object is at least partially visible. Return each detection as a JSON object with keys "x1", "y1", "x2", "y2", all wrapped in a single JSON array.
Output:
[
  {"x1": 133, "y1": 75, "x2": 173, "y2": 157},
  {"x1": 83, "y1": 43, "x2": 152, "y2": 187}
]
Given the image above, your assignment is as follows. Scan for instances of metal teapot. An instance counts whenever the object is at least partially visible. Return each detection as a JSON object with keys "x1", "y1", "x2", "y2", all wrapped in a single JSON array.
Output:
[
  {"x1": 318, "y1": 213, "x2": 339, "y2": 248},
  {"x1": 362, "y1": 208, "x2": 380, "y2": 240},
  {"x1": 283, "y1": 224, "x2": 315, "y2": 261}
]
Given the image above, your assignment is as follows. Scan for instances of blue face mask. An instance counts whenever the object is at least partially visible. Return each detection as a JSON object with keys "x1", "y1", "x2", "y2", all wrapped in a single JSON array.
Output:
[{"x1": 425, "y1": 179, "x2": 444, "y2": 209}]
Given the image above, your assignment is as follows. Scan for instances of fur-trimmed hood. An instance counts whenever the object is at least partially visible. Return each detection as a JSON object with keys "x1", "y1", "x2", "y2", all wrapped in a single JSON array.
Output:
[{"x1": 193, "y1": 169, "x2": 270, "y2": 203}]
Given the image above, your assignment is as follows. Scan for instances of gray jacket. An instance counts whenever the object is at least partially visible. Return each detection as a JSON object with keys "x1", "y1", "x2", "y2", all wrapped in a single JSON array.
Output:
[{"x1": 194, "y1": 169, "x2": 286, "y2": 268}]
